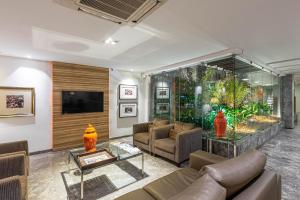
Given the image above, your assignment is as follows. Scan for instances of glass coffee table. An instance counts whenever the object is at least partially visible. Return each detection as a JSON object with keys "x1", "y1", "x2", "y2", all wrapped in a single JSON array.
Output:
[{"x1": 68, "y1": 141, "x2": 144, "y2": 200}]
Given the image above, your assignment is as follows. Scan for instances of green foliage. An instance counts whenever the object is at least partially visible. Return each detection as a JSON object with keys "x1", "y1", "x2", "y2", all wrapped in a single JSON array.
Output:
[
  {"x1": 211, "y1": 76, "x2": 250, "y2": 108},
  {"x1": 198, "y1": 101, "x2": 272, "y2": 130}
]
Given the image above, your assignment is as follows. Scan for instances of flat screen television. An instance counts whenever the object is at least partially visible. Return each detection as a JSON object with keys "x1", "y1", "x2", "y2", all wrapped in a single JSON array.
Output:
[{"x1": 62, "y1": 91, "x2": 103, "y2": 114}]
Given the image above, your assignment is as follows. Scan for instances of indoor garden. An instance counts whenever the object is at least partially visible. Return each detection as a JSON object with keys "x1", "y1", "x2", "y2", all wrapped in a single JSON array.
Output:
[{"x1": 150, "y1": 56, "x2": 281, "y2": 157}]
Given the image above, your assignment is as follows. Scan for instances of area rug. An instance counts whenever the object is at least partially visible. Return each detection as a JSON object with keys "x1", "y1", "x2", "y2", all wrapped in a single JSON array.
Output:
[{"x1": 61, "y1": 160, "x2": 148, "y2": 200}]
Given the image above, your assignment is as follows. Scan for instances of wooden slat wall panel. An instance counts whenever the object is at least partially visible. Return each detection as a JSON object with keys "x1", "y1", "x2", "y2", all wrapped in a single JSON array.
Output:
[{"x1": 52, "y1": 62, "x2": 109, "y2": 150}]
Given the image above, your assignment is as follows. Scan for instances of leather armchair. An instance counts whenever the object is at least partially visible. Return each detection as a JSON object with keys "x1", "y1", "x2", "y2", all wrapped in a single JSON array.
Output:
[
  {"x1": 0, "y1": 141, "x2": 29, "y2": 200},
  {"x1": 152, "y1": 123, "x2": 202, "y2": 164},
  {"x1": 133, "y1": 119, "x2": 169, "y2": 153}
]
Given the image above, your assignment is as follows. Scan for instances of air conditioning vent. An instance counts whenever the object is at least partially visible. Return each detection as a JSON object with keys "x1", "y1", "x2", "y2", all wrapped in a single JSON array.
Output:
[{"x1": 75, "y1": 0, "x2": 165, "y2": 24}]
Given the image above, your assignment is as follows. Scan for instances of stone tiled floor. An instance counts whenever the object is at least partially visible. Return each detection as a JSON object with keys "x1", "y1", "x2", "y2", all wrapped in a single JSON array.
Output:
[
  {"x1": 28, "y1": 137, "x2": 178, "y2": 200},
  {"x1": 260, "y1": 126, "x2": 300, "y2": 200},
  {"x1": 28, "y1": 128, "x2": 300, "y2": 200}
]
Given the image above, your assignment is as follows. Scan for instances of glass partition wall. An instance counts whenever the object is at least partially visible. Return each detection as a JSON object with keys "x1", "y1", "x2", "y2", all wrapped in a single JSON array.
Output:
[{"x1": 150, "y1": 56, "x2": 281, "y2": 154}]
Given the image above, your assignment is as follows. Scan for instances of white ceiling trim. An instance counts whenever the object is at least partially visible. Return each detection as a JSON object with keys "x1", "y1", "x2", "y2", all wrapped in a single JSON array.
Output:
[{"x1": 143, "y1": 48, "x2": 243, "y2": 75}]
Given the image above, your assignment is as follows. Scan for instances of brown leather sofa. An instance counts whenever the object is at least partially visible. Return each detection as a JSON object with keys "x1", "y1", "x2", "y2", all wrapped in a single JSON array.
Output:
[
  {"x1": 115, "y1": 149, "x2": 281, "y2": 200},
  {"x1": 152, "y1": 122, "x2": 202, "y2": 164},
  {"x1": 133, "y1": 119, "x2": 169, "y2": 153},
  {"x1": 0, "y1": 141, "x2": 29, "y2": 200}
]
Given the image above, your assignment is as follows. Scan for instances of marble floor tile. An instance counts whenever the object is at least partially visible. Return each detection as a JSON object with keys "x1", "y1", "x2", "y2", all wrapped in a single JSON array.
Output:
[{"x1": 28, "y1": 128, "x2": 300, "y2": 200}]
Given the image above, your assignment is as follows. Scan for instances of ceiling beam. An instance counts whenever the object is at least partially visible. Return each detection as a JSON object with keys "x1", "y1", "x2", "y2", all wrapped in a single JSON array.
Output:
[{"x1": 266, "y1": 58, "x2": 300, "y2": 65}]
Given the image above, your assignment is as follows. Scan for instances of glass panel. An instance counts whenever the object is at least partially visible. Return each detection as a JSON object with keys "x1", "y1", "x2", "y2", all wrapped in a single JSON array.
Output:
[{"x1": 149, "y1": 56, "x2": 281, "y2": 157}]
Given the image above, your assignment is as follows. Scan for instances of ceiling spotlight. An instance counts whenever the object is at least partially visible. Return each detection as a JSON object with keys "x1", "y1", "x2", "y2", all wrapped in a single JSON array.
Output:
[
  {"x1": 26, "y1": 54, "x2": 32, "y2": 59},
  {"x1": 130, "y1": 69, "x2": 134, "y2": 72},
  {"x1": 242, "y1": 78, "x2": 249, "y2": 81},
  {"x1": 104, "y1": 37, "x2": 118, "y2": 45}
]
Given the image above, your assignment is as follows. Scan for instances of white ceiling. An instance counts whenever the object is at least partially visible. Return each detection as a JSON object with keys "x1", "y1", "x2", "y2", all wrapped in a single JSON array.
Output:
[{"x1": 1, "y1": 0, "x2": 300, "y2": 73}]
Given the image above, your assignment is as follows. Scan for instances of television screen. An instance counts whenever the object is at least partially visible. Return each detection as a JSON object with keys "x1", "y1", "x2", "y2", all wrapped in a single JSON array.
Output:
[{"x1": 62, "y1": 91, "x2": 103, "y2": 114}]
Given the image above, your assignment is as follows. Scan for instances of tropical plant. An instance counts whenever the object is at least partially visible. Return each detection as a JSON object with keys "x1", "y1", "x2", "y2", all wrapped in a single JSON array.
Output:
[{"x1": 211, "y1": 76, "x2": 250, "y2": 108}]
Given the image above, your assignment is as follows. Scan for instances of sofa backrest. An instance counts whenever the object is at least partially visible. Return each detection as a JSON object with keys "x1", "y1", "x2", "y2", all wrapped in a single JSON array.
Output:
[{"x1": 202, "y1": 149, "x2": 266, "y2": 198}]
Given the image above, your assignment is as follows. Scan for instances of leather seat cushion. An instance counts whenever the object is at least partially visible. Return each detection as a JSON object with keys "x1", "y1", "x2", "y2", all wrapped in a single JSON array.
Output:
[
  {"x1": 115, "y1": 189, "x2": 155, "y2": 200},
  {"x1": 134, "y1": 132, "x2": 149, "y2": 145},
  {"x1": 155, "y1": 138, "x2": 175, "y2": 154},
  {"x1": 172, "y1": 174, "x2": 227, "y2": 200},
  {"x1": 202, "y1": 149, "x2": 266, "y2": 198},
  {"x1": 144, "y1": 168, "x2": 199, "y2": 200}
]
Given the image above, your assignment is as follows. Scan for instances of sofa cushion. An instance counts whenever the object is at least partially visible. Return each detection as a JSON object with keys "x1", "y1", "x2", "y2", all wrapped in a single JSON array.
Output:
[
  {"x1": 155, "y1": 138, "x2": 175, "y2": 154},
  {"x1": 153, "y1": 119, "x2": 169, "y2": 127},
  {"x1": 174, "y1": 121, "x2": 195, "y2": 133},
  {"x1": 171, "y1": 174, "x2": 226, "y2": 200},
  {"x1": 169, "y1": 129, "x2": 178, "y2": 140},
  {"x1": 134, "y1": 132, "x2": 149, "y2": 145},
  {"x1": 144, "y1": 168, "x2": 199, "y2": 200},
  {"x1": 181, "y1": 122, "x2": 195, "y2": 131},
  {"x1": 202, "y1": 149, "x2": 266, "y2": 198},
  {"x1": 115, "y1": 189, "x2": 155, "y2": 200}
]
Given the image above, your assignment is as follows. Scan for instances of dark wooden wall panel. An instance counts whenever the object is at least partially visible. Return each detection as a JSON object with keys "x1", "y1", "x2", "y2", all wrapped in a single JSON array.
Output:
[{"x1": 52, "y1": 62, "x2": 109, "y2": 150}]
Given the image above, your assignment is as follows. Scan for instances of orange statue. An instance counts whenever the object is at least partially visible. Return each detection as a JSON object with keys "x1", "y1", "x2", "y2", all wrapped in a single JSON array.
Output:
[
  {"x1": 83, "y1": 124, "x2": 97, "y2": 152},
  {"x1": 214, "y1": 111, "x2": 227, "y2": 138}
]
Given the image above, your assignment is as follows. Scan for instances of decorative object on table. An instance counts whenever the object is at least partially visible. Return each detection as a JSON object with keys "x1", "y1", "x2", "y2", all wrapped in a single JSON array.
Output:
[
  {"x1": 119, "y1": 84, "x2": 137, "y2": 100},
  {"x1": 156, "y1": 103, "x2": 169, "y2": 114},
  {"x1": 0, "y1": 87, "x2": 35, "y2": 117},
  {"x1": 83, "y1": 124, "x2": 97, "y2": 152},
  {"x1": 119, "y1": 103, "x2": 137, "y2": 118},
  {"x1": 156, "y1": 87, "x2": 169, "y2": 99},
  {"x1": 214, "y1": 111, "x2": 227, "y2": 138},
  {"x1": 77, "y1": 149, "x2": 117, "y2": 170}
]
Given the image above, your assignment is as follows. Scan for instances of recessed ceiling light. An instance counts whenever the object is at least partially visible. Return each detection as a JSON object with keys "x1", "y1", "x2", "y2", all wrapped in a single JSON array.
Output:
[
  {"x1": 130, "y1": 69, "x2": 134, "y2": 72},
  {"x1": 104, "y1": 37, "x2": 118, "y2": 45},
  {"x1": 242, "y1": 78, "x2": 249, "y2": 81},
  {"x1": 26, "y1": 54, "x2": 32, "y2": 59}
]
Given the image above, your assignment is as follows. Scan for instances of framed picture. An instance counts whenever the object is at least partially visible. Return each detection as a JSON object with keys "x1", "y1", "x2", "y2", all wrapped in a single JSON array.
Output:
[
  {"x1": 156, "y1": 87, "x2": 169, "y2": 99},
  {"x1": 0, "y1": 87, "x2": 35, "y2": 117},
  {"x1": 156, "y1": 103, "x2": 169, "y2": 114},
  {"x1": 119, "y1": 84, "x2": 137, "y2": 100},
  {"x1": 119, "y1": 103, "x2": 137, "y2": 118}
]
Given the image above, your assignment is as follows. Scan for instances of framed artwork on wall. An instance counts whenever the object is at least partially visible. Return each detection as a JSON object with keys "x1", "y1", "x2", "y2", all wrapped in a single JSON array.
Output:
[
  {"x1": 156, "y1": 87, "x2": 169, "y2": 99},
  {"x1": 119, "y1": 84, "x2": 137, "y2": 100},
  {"x1": 156, "y1": 103, "x2": 169, "y2": 114},
  {"x1": 119, "y1": 103, "x2": 137, "y2": 118},
  {"x1": 0, "y1": 87, "x2": 35, "y2": 117}
]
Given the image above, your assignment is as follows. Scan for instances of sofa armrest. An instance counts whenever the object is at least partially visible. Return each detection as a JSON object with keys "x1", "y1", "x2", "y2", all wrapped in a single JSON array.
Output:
[
  {"x1": 189, "y1": 150, "x2": 227, "y2": 171},
  {"x1": 0, "y1": 176, "x2": 22, "y2": 200},
  {"x1": 0, "y1": 141, "x2": 28, "y2": 156},
  {"x1": 0, "y1": 153, "x2": 26, "y2": 179},
  {"x1": 153, "y1": 125, "x2": 173, "y2": 140},
  {"x1": 175, "y1": 128, "x2": 202, "y2": 163},
  {"x1": 133, "y1": 122, "x2": 152, "y2": 134}
]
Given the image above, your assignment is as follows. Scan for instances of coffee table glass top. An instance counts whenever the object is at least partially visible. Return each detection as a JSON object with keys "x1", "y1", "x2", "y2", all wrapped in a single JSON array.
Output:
[
  {"x1": 65, "y1": 141, "x2": 145, "y2": 200},
  {"x1": 69, "y1": 141, "x2": 142, "y2": 165}
]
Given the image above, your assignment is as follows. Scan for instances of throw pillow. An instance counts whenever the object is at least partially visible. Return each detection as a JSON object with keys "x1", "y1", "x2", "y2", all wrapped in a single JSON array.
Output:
[{"x1": 169, "y1": 129, "x2": 178, "y2": 140}]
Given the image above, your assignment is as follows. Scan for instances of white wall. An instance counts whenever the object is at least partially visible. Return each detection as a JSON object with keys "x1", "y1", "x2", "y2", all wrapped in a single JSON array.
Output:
[
  {"x1": 109, "y1": 70, "x2": 149, "y2": 138},
  {"x1": 0, "y1": 56, "x2": 52, "y2": 153}
]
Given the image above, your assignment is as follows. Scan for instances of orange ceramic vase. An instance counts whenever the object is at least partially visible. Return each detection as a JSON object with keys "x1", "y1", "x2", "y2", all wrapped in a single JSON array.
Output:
[
  {"x1": 214, "y1": 111, "x2": 227, "y2": 138},
  {"x1": 83, "y1": 124, "x2": 97, "y2": 152}
]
